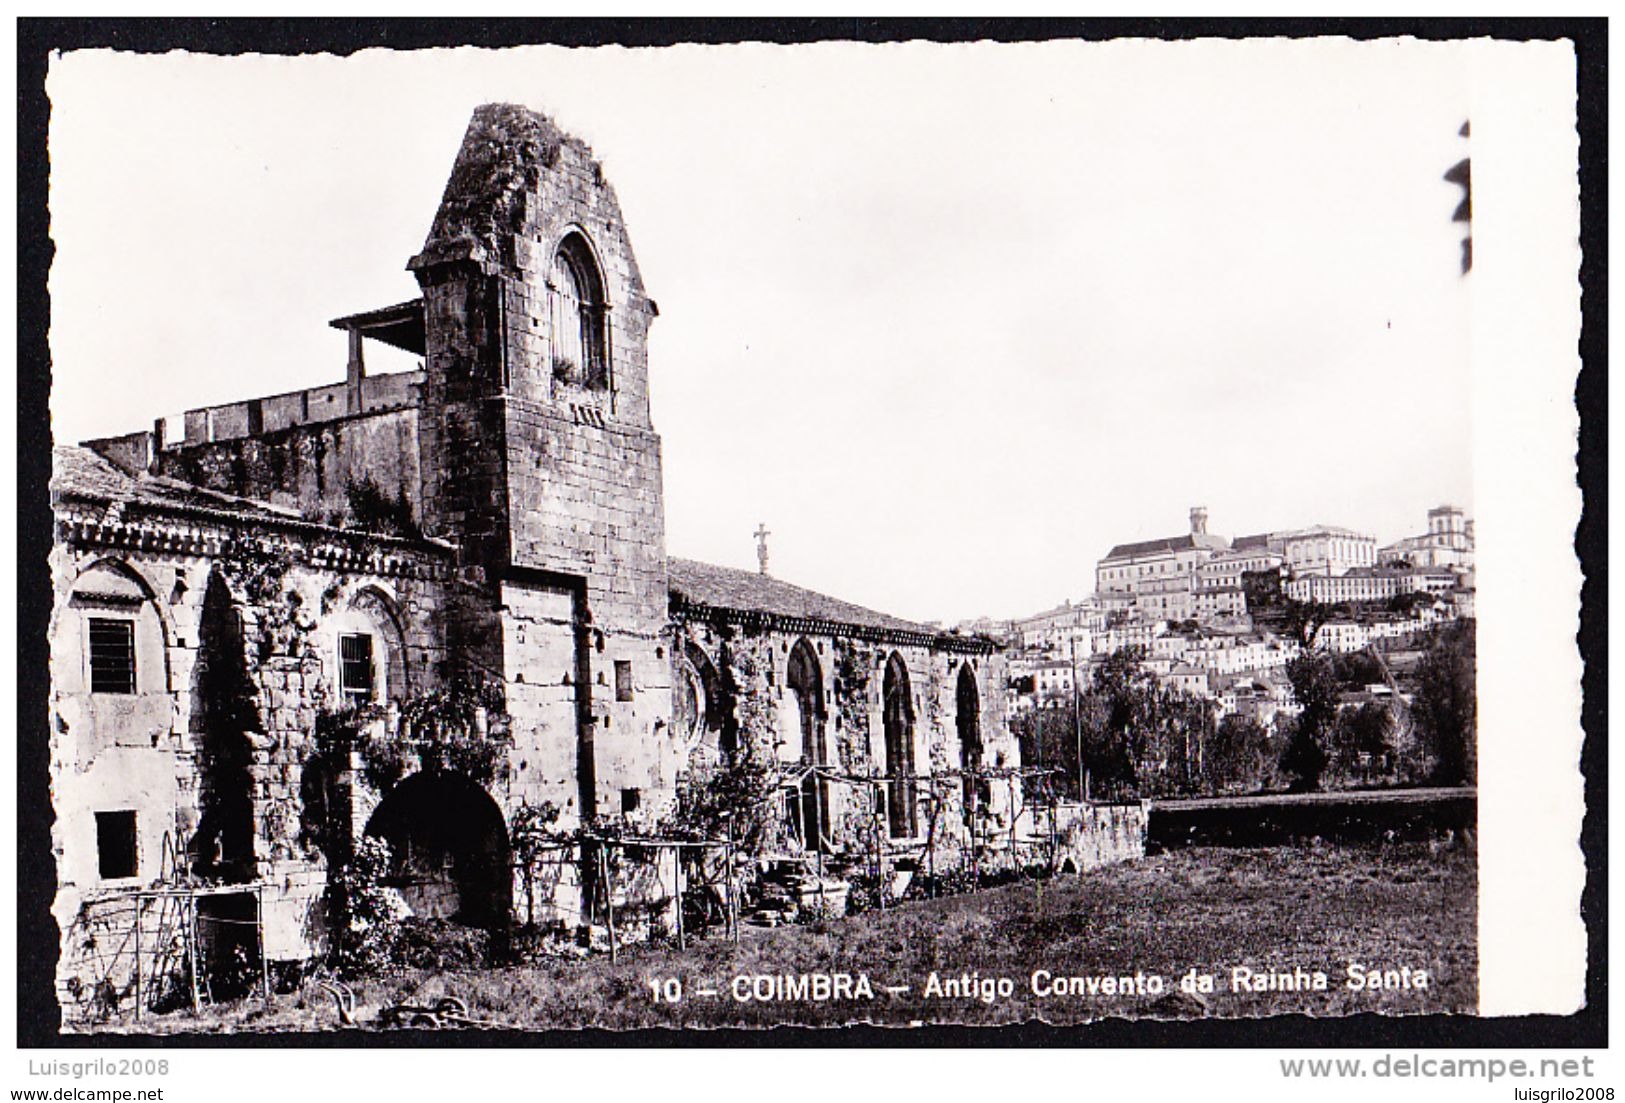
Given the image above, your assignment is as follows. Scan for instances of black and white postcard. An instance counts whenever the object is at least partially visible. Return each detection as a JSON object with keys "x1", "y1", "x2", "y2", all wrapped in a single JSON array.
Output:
[{"x1": 15, "y1": 22, "x2": 1599, "y2": 1095}]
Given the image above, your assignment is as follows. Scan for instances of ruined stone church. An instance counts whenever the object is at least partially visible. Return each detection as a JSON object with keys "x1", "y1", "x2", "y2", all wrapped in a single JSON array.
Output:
[{"x1": 49, "y1": 104, "x2": 1048, "y2": 1016}]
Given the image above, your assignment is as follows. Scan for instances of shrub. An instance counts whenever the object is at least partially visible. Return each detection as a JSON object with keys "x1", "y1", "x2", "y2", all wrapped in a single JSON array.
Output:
[
  {"x1": 332, "y1": 836, "x2": 407, "y2": 976},
  {"x1": 391, "y1": 918, "x2": 495, "y2": 970}
]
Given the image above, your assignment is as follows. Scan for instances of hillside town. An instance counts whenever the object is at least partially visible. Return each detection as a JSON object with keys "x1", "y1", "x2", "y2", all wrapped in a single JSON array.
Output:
[{"x1": 962, "y1": 506, "x2": 1474, "y2": 774}]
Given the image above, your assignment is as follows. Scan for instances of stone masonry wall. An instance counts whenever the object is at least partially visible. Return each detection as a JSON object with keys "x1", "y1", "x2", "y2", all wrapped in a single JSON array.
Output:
[
  {"x1": 670, "y1": 617, "x2": 1018, "y2": 865},
  {"x1": 49, "y1": 504, "x2": 447, "y2": 1024},
  {"x1": 1051, "y1": 801, "x2": 1150, "y2": 873},
  {"x1": 155, "y1": 408, "x2": 424, "y2": 531},
  {"x1": 83, "y1": 382, "x2": 426, "y2": 535}
]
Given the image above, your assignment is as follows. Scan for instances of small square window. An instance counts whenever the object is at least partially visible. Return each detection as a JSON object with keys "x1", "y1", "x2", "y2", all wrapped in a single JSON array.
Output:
[
  {"x1": 339, "y1": 633, "x2": 375, "y2": 703},
  {"x1": 96, "y1": 810, "x2": 138, "y2": 879},
  {"x1": 621, "y1": 788, "x2": 641, "y2": 814},
  {"x1": 88, "y1": 618, "x2": 136, "y2": 695},
  {"x1": 614, "y1": 660, "x2": 633, "y2": 702}
]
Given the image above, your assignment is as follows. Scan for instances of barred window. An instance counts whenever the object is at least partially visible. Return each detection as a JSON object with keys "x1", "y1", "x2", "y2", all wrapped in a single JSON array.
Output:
[
  {"x1": 339, "y1": 633, "x2": 376, "y2": 704},
  {"x1": 87, "y1": 618, "x2": 136, "y2": 695}
]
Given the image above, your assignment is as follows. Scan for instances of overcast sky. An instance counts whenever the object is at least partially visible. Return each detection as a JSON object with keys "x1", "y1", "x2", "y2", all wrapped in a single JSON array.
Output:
[{"x1": 48, "y1": 40, "x2": 1475, "y2": 624}]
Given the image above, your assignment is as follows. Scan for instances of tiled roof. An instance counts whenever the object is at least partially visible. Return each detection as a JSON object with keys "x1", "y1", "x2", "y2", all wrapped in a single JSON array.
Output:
[
  {"x1": 1103, "y1": 533, "x2": 1230, "y2": 560},
  {"x1": 51, "y1": 446, "x2": 136, "y2": 501},
  {"x1": 52, "y1": 446, "x2": 298, "y2": 519},
  {"x1": 667, "y1": 557, "x2": 936, "y2": 636}
]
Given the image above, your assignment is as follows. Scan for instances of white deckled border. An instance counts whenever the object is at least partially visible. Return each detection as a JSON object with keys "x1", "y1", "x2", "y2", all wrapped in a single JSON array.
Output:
[{"x1": 1468, "y1": 37, "x2": 1586, "y2": 1017}]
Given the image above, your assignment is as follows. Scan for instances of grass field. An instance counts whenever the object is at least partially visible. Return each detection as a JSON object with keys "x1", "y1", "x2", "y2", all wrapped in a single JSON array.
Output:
[{"x1": 122, "y1": 841, "x2": 1476, "y2": 1033}]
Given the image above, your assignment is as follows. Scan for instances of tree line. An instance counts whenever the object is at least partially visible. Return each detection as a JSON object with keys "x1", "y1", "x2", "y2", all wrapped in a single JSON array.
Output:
[{"x1": 1012, "y1": 618, "x2": 1476, "y2": 801}]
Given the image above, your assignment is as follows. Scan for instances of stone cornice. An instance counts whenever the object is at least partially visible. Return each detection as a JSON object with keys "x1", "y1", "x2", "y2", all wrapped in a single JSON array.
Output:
[
  {"x1": 56, "y1": 513, "x2": 452, "y2": 580},
  {"x1": 671, "y1": 595, "x2": 998, "y2": 656}
]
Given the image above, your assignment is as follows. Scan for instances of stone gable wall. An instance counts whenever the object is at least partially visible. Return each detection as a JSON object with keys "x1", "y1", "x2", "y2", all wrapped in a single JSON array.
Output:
[{"x1": 411, "y1": 105, "x2": 672, "y2": 837}]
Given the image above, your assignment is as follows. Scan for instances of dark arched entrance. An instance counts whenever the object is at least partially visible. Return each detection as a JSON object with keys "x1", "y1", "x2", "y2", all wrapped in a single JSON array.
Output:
[{"x1": 364, "y1": 772, "x2": 512, "y2": 929}]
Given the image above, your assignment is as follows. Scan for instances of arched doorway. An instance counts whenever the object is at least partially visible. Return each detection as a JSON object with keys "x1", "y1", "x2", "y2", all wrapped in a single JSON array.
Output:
[
  {"x1": 882, "y1": 653, "x2": 918, "y2": 838},
  {"x1": 956, "y1": 663, "x2": 986, "y2": 828},
  {"x1": 364, "y1": 772, "x2": 512, "y2": 929},
  {"x1": 786, "y1": 639, "x2": 828, "y2": 851}
]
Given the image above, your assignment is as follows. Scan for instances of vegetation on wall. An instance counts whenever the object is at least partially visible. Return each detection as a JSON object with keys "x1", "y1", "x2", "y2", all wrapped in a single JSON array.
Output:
[
  {"x1": 432, "y1": 104, "x2": 561, "y2": 260},
  {"x1": 672, "y1": 639, "x2": 790, "y2": 856},
  {"x1": 216, "y1": 542, "x2": 311, "y2": 664},
  {"x1": 830, "y1": 637, "x2": 875, "y2": 775},
  {"x1": 322, "y1": 677, "x2": 513, "y2": 794},
  {"x1": 344, "y1": 475, "x2": 419, "y2": 540}
]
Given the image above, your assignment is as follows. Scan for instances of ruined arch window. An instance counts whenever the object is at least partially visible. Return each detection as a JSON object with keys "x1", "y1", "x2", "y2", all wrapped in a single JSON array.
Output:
[
  {"x1": 956, "y1": 663, "x2": 986, "y2": 828},
  {"x1": 549, "y1": 234, "x2": 608, "y2": 390},
  {"x1": 677, "y1": 643, "x2": 730, "y2": 759},
  {"x1": 786, "y1": 639, "x2": 829, "y2": 852},
  {"x1": 786, "y1": 640, "x2": 826, "y2": 765},
  {"x1": 882, "y1": 653, "x2": 918, "y2": 839}
]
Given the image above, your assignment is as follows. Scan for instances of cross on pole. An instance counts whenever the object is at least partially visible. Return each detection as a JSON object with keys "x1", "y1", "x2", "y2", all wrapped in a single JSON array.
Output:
[{"x1": 754, "y1": 524, "x2": 771, "y2": 576}]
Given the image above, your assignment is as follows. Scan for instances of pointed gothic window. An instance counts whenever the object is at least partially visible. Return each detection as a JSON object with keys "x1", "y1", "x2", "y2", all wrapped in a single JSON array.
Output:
[
  {"x1": 548, "y1": 234, "x2": 607, "y2": 390},
  {"x1": 786, "y1": 639, "x2": 829, "y2": 851},
  {"x1": 956, "y1": 664, "x2": 987, "y2": 828},
  {"x1": 882, "y1": 653, "x2": 918, "y2": 838}
]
